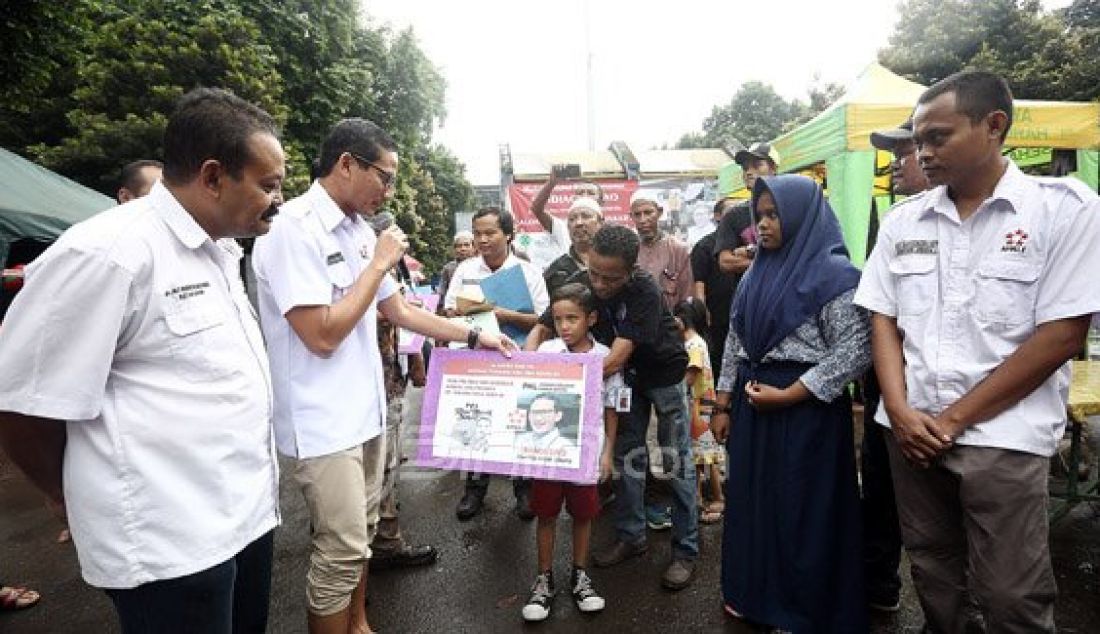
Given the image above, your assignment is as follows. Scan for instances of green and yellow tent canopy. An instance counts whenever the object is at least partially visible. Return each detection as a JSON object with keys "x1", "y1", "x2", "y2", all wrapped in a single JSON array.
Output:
[{"x1": 718, "y1": 63, "x2": 1100, "y2": 267}]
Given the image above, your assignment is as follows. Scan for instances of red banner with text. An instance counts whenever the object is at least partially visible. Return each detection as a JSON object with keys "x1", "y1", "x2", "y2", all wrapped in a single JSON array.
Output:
[{"x1": 508, "y1": 180, "x2": 638, "y2": 232}]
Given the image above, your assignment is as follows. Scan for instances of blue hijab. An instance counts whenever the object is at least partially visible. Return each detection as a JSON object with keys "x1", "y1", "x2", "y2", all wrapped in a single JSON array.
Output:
[{"x1": 731, "y1": 175, "x2": 861, "y2": 363}]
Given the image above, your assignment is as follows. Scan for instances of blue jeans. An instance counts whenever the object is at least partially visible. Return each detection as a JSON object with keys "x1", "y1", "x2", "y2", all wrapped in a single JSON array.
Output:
[
  {"x1": 105, "y1": 530, "x2": 273, "y2": 634},
  {"x1": 613, "y1": 382, "x2": 699, "y2": 559}
]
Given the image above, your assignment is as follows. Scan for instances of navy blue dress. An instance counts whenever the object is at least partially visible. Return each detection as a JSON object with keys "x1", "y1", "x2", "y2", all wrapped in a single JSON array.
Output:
[{"x1": 718, "y1": 287, "x2": 870, "y2": 632}]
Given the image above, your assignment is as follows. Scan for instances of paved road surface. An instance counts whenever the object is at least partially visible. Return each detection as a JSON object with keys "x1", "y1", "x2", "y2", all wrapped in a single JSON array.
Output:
[{"x1": 3, "y1": 387, "x2": 1099, "y2": 632}]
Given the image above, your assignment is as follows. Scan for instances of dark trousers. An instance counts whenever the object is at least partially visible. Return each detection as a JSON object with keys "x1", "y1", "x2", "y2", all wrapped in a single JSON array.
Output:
[
  {"x1": 106, "y1": 530, "x2": 274, "y2": 634},
  {"x1": 860, "y1": 390, "x2": 903, "y2": 599},
  {"x1": 466, "y1": 472, "x2": 530, "y2": 498},
  {"x1": 885, "y1": 435, "x2": 1056, "y2": 633}
]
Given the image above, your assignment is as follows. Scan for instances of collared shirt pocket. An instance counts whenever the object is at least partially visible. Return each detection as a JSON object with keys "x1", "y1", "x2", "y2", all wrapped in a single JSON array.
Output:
[
  {"x1": 974, "y1": 258, "x2": 1040, "y2": 328},
  {"x1": 327, "y1": 259, "x2": 355, "y2": 302},
  {"x1": 164, "y1": 299, "x2": 238, "y2": 382},
  {"x1": 888, "y1": 256, "x2": 936, "y2": 318}
]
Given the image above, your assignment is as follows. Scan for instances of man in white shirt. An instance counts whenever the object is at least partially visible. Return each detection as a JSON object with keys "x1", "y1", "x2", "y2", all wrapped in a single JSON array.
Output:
[
  {"x1": 252, "y1": 119, "x2": 515, "y2": 634},
  {"x1": 444, "y1": 207, "x2": 550, "y2": 520},
  {"x1": 0, "y1": 88, "x2": 285, "y2": 633},
  {"x1": 855, "y1": 71, "x2": 1100, "y2": 633}
]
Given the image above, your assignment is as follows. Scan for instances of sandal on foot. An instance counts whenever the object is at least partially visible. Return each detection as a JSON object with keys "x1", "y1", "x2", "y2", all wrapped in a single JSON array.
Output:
[
  {"x1": 1, "y1": 586, "x2": 41, "y2": 611},
  {"x1": 700, "y1": 501, "x2": 725, "y2": 524}
]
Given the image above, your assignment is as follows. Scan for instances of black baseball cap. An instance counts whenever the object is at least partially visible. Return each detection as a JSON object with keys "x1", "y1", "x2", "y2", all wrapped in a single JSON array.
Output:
[
  {"x1": 734, "y1": 142, "x2": 781, "y2": 168},
  {"x1": 870, "y1": 118, "x2": 914, "y2": 151}
]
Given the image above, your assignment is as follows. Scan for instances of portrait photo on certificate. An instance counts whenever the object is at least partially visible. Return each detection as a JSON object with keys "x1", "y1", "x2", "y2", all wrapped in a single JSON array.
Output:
[{"x1": 416, "y1": 349, "x2": 605, "y2": 484}]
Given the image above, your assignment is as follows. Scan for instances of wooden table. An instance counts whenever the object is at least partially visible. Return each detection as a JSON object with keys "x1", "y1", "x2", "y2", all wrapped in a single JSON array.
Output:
[{"x1": 1050, "y1": 360, "x2": 1100, "y2": 522}]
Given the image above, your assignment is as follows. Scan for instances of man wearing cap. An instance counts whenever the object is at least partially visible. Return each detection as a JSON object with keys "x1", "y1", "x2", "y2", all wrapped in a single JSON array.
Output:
[
  {"x1": 253, "y1": 119, "x2": 515, "y2": 634},
  {"x1": 543, "y1": 197, "x2": 604, "y2": 295},
  {"x1": 435, "y1": 230, "x2": 476, "y2": 315},
  {"x1": 858, "y1": 116, "x2": 931, "y2": 614},
  {"x1": 530, "y1": 166, "x2": 605, "y2": 256},
  {"x1": 872, "y1": 118, "x2": 928, "y2": 198},
  {"x1": 630, "y1": 190, "x2": 694, "y2": 309},
  {"x1": 714, "y1": 142, "x2": 780, "y2": 276}
]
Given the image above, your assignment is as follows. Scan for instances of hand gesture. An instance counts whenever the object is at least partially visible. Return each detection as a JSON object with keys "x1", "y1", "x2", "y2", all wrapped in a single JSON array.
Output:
[
  {"x1": 372, "y1": 225, "x2": 408, "y2": 271},
  {"x1": 744, "y1": 381, "x2": 791, "y2": 411},
  {"x1": 476, "y1": 330, "x2": 517, "y2": 358},
  {"x1": 886, "y1": 403, "x2": 951, "y2": 466}
]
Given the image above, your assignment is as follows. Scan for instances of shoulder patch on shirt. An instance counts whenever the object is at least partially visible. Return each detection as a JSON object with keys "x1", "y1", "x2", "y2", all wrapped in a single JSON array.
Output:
[
  {"x1": 896, "y1": 240, "x2": 939, "y2": 256},
  {"x1": 326, "y1": 252, "x2": 345, "y2": 265}
]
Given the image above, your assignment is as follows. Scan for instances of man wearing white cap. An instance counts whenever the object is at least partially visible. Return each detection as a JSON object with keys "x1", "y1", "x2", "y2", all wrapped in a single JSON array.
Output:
[
  {"x1": 543, "y1": 197, "x2": 604, "y2": 294},
  {"x1": 530, "y1": 165, "x2": 605, "y2": 256},
  {"x1": 630, "y1": 190, "x2": 693, "y2": 309}
]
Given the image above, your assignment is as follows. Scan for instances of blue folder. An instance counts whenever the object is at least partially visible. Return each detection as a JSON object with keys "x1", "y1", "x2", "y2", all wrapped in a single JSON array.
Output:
[{"x1": 478, "y1": 264, "x2": 535, "y2": 346}]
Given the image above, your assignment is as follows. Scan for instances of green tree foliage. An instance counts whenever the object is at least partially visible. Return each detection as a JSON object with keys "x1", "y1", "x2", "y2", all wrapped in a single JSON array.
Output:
[
  {"x1": 879, "y1": 0, "x2": 1100, "y2": 101},
  {"x1": 0, "y1": 0, "x2": 472, "y2": 275},
  {"x1": 29, "y1": 0, "x2": 287, "y2": 193},
  {"x1": 676, "y1": 80, "x2": 845, "y2": 149}
]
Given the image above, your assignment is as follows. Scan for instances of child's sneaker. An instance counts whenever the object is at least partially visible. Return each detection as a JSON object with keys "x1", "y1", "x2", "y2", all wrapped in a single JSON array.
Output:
[
  {"x1": 571, "y1": 568, "x2": 605, "y2": 613},
  {"x1": 521, "y1": 571, "x2": 556, "y2": 622}
]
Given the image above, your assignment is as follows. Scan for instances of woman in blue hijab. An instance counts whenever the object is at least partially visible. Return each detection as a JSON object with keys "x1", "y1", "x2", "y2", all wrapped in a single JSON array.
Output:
[{"x1": 711, "y1": 175, "x2": 870, "y2": 632}]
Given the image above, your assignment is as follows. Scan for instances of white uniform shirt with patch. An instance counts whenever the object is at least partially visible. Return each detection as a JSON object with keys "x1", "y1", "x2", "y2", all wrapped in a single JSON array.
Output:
[
  {"x1": 442, "y1": 252, "x2": 549, "y2": 315},
  {"x1": 854, "y1": 163, "x2": 1100, "y2": 456},
  {"x1": 252, "y1": 181, "x2": 398, "y2": 459},
  {"x1": 0, "y1": 182, "x2": 279, "y2": 588}
]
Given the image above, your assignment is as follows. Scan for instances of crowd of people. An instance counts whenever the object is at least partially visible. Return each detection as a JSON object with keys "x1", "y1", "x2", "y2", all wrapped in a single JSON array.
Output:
[{"x1": 0, "y1": 68, "x2": 1099, "y2": 634}]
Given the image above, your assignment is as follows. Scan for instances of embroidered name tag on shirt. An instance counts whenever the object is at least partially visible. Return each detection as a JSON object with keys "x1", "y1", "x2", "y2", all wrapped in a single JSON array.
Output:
[
  {"x1": 326, "y1": 252, "x2": 345, "y2": 265},
  {"x1": 164, "y1": 281, "x2": 210, "y2": 301},
  {"x1": 896, "y1": 240, "x2": 939, "y2": 256}
]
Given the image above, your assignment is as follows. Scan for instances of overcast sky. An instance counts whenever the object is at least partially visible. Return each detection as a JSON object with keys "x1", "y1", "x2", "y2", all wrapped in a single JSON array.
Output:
[{"x1": 362, "y1": 0, "x2": 1074, "y2": 185}]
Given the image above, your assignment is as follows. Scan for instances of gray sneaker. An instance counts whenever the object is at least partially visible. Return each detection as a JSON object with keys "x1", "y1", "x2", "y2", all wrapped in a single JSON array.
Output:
[{"x1": 661, "y1": 558, "x2": 696, "y2": 590}]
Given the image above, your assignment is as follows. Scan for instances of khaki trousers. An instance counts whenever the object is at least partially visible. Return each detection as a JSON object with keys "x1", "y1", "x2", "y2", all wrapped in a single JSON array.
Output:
[
  {"x1": 293, "y1": 434, "x2": 387, "y2": 615},
  {"x1": 885, "y1": 433, "x2": 1056, "y2": 634}
]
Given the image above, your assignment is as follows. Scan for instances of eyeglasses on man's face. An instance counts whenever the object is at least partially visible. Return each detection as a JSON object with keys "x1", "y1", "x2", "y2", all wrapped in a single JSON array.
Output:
[{"x1": 349, "y1": 152, "x2": 396, "y2": 189}]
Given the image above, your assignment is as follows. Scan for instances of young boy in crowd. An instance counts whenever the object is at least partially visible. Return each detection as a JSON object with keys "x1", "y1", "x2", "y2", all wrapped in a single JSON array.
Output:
[{"x1": 522, "y1": 283, "x2": 622, "y2": 622}]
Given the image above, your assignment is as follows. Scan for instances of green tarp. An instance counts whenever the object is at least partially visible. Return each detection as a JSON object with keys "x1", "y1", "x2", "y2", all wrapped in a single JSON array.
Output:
[{"x1": 0, "y1": 147, "x2": 114, "y2": 265}]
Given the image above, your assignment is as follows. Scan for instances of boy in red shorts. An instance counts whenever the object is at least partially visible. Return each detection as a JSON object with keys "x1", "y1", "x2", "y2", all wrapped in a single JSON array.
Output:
[{"x1": 522, "y1": 282, "x2": 622, "y2": 622}]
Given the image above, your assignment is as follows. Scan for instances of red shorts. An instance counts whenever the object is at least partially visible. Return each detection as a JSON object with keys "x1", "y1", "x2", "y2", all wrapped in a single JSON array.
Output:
[{"x1": 530, "y1": 480, "x2": 600, "y2": 521}]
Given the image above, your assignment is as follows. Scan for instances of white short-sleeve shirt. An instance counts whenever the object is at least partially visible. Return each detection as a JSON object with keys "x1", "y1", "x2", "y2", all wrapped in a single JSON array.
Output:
[
  {"x1": 0, "y1": 182, "x2": 279, "y2": 588},
  {"x1": 443, "y1": 252, "x2": 550, "y2": 316},
  {"x1": 252, "y1": 182, "x2": 398, "y2": 459},
  {"x1": 854, "y1": 163, "x2": 1100, "y2": 456}
]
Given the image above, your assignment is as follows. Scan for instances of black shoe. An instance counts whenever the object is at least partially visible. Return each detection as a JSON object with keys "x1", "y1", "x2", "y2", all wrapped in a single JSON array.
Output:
[
  {"x1": 456, "y1": 490, "x2": 485, "y2": 521},
  {"x1": 514, "y1": 491, "x2": 535, "y2": 521},
  {"x1": 369, "y1": 544, "x2": 439, "y2": 571}
]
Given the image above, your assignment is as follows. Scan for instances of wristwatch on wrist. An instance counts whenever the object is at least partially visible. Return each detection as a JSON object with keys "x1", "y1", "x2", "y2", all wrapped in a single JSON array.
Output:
[
  {"x1": 713, "y1": 404, "x2": 731, "y2": 415},
  {"x1": 466, "y1": 326, "x2": 482, "y2": 349}
]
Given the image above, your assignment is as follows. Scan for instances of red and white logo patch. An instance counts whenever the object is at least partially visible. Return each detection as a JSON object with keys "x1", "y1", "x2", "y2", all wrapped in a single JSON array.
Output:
[{"x1": 1001, "y1": 228, "x2": 1029, "y2": 253}]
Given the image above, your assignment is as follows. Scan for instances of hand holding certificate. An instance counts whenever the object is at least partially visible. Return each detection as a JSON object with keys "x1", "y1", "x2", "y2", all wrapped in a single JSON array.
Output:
[{"x1": 417, "y1": 349, "x2": 605, "y2": 484}]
